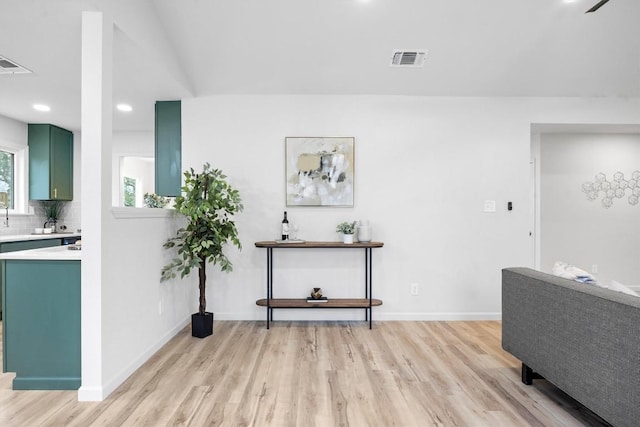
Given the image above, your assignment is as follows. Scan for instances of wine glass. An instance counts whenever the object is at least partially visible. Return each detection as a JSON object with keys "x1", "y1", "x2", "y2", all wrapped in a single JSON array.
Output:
[{"x1": 290, "y1": 223, "x2": 299, "y2": 240}]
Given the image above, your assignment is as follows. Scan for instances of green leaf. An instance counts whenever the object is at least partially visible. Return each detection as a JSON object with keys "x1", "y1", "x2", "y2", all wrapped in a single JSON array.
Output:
[{"x1": 161, "y1": 163, "x2": 244, "y2": 302}]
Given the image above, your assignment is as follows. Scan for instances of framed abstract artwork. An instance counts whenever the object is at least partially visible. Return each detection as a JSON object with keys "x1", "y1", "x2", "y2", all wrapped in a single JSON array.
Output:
[{"x1": 285, "y1": 137, "x2": 355, "y2": 207}]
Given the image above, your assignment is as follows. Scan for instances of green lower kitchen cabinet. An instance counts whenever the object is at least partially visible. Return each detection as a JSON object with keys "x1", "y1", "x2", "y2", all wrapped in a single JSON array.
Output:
[
  {"x1": 28, "y1": 123, "x2": 74, "y2": 201},
  {"x1": 0, "y1": 238, "x2": 62, "y2": 321},
  {"x1": 2, "y1": 259, "x2": 80, "y2": 390}
]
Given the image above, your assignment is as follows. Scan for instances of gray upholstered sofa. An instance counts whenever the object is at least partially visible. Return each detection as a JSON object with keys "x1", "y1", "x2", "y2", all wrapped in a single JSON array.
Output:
[{"x1": 502, "y1": 267, "x2": 640, "y2": 427}]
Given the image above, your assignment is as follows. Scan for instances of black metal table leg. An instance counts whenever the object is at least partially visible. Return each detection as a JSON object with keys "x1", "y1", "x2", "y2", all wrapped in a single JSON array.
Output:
[
  {"x1": 364, "y1": 249, "x2": 369, "y2": 322},
  {"x1": 267, "y1": 247, "x2": 272, "y2": 329},
  {"x1": 367, "y1": 247, "x2": 373, "y2": 329}
]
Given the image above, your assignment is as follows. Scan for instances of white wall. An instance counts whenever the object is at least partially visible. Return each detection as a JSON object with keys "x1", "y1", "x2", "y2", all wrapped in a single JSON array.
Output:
[
  {"x1": 181, "y1": 95, "x2": 640, "y2": 321},
  {"x1": 102, "y1": 135, "x2": 190, "y2": 399},
  {"x1": 80, "y1": 13, "x2": 192, "y2": 401},
  {"x1": 100, "y1": 210, "x2": 193, "y2": 397},
  {"x1": 539, "y1": 133, "x2": 640, "y2": 286},
  {"x1": 0, "y1": 114, "x2": 26, "y2": 146}
]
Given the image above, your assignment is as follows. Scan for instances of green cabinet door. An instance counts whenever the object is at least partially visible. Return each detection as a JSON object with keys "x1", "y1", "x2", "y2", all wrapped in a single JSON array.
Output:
[
  {"x1": 49, "y1": 125, "x2": 74, "y2": 200},
  {"x1": 28, "y1": 124, "x2": 74, "y2": 201},
  {"x1": 155, "y1": 100, "x2": 181, "y2": 196}
]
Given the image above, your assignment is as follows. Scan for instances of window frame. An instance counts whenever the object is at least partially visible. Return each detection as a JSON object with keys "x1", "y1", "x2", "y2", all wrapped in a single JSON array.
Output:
[{"x1": 0, "y1": 141, "x2": 29, "y2": 215}]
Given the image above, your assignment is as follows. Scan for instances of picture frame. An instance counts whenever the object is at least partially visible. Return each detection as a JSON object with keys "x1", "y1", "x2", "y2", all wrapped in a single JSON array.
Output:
[{"x1": 285, "y1": 137, "x2": 355, "y2": 207}]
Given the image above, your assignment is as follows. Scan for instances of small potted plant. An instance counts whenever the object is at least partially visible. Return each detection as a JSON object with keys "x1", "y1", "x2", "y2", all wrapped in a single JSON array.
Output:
[
  {"x1": 40, "y1": 200, "x2": 65, "y2": 232},
  {"x1": 336, "y1": 221, "x2": 357, "y2": 244},
  {"x1": 143, "y1": 192, "x2": 170, "y2": 208}
]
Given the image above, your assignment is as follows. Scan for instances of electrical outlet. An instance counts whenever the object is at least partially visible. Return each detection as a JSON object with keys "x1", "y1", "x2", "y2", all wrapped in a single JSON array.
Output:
[
  {"x1": 592, "y1": 264, "x2": 598, "y2": 274},
  {"x1": 411, "y1": 283, "x2": 419, "y2": 296},
  {"x1": 159, "y1": 300, "x2": 163, "y2": 315}
]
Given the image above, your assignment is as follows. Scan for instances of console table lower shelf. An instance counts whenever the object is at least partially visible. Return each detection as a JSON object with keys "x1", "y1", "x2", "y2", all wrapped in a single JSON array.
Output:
[
  {"x1": 256, "y1": 298, "x2": 383, "y2": 327},
  {"x1": 256, "y1": 298, "x2": 383, "y2": 308}
]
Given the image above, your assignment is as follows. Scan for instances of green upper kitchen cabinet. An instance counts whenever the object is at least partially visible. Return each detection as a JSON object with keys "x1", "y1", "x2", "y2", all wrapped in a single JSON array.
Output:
[
  {"x1": 155, "y1": 100, "x2": 181, "y2": 197},
  {"x1": 28, "y1": 124, "x2": 74, "y2": 201}
]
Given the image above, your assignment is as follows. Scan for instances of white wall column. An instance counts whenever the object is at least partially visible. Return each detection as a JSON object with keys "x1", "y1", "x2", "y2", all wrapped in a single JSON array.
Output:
[{"x1": 79, "y1": 10, "x2": 112, "y2": 401}]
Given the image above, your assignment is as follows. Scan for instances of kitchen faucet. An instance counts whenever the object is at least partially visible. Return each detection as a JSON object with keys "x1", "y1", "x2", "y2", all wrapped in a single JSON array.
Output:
[
  {"x1": 44, "y1": 219, "x2": 56, "y2": 232},
  {"x1": 0, "y1": 203, "x2": 8, "y2": 227},
  {"x1": 0, "y1": 193, "x2": 8, "y2": 227}
]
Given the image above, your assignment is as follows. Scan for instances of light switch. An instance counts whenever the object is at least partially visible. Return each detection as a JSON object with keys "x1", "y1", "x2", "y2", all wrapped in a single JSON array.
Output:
[{"x1": 483, "y1": 200, "x2": 496, "y2": 212}]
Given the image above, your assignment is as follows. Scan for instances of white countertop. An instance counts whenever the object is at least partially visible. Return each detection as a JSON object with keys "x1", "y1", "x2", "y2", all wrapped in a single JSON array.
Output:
[
  {"x1": 0, "y1": 245, "x2": 81, "y2": 261},
  {"x1": 0, "y1": 232, "x2": 81, "y2": 243}
]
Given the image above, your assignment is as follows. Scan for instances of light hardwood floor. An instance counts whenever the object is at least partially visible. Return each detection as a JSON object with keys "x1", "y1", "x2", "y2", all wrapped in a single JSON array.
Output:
[{"x1": 0, "y1": 321, "x2": 609, "y2": 426}]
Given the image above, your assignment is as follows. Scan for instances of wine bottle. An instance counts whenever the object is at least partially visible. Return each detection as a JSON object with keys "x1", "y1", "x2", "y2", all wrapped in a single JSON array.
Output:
[{"x1": 281, "y1": 211, "x2": 289, "y2": 240}]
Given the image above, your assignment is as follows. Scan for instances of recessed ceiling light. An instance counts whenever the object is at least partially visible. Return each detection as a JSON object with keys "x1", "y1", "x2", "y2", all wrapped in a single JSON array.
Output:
[
  {"x1": 33, "y1": 104, "x2": 50, "y2": 112},
  {"x1": 116, "y1": 103, "x2": 133, "y2": 112}
]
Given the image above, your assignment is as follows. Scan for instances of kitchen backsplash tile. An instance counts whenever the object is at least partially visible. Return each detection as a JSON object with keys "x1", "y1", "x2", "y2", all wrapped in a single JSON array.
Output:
[{"x1": 0, "y1": 200, "x2": 81, "y2": 236}]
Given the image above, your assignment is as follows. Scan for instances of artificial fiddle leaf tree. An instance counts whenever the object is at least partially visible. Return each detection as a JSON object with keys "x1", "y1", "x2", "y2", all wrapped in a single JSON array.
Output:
[{"x1": 161, "y1": 163, "x2": 243, "y2": 337}]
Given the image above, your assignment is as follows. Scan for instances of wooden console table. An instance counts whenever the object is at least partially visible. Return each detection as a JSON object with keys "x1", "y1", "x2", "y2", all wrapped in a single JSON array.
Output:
[{"x1": 254, "y1": 241, "x2": 384, "y2": 329}]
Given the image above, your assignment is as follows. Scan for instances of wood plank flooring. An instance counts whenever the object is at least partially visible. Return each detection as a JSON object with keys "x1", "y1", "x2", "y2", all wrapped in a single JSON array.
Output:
[{"x1": 0, "y1": 321, "x2": 610, "y2": 426}]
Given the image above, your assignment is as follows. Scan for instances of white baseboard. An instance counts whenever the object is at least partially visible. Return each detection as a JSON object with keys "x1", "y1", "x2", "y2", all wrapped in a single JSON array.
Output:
[
  {"x1": 78, "y1": 386, "x2": 104, "y2": 402},
  {"x1": 376, "y1": 312, "x2": 502, "y2": 321},
  {"x1": 80, "y1": 316, "x2": 190, "y2": 402},
  {"x1": 213, "y1": 311, "x2": 502, "y2": 322},
  {"x1": 214, "y1": 312, "x2": 265, "y2": 321}
]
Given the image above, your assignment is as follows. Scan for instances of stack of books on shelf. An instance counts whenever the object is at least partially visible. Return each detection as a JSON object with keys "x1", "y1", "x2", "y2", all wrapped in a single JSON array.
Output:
[{"x1": 307, "y1": 297, "x2": 328, "y2": 303}]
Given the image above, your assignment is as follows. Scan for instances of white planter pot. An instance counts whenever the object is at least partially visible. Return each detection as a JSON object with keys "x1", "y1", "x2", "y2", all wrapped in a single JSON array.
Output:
[{"x1": 343, "y1": 234, "x2": 354, "y2": 244}]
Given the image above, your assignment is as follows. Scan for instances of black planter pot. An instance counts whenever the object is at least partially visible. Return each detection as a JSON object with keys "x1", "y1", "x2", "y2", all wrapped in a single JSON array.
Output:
[{"x1": 191, "y1": 312, "x2": 214, "y2": 338}]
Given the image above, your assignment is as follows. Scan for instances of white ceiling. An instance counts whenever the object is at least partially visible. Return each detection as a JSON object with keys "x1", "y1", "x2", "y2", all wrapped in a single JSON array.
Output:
[{"x1": 0, "y1": 0, "x2": 638, "y2": 132}]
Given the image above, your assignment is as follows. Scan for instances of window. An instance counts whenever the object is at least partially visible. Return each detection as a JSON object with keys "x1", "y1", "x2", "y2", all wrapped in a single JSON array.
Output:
[
  {"x1": 0, "y1": 149, "x2": 14, "y2": 209},
  {"x1": 116, "y1": 156, "x2": 155, "y2": 207},
  {"x1": 0, "y1": 142, "x2": 27, "y2": 214},
  {"x1": 123, "y1": 176, "x2": 136, "y2": 207}
]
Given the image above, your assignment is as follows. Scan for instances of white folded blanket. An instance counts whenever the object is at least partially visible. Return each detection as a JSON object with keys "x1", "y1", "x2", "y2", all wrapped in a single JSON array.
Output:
[
  {"x1": 552, "y1": 261, "x2": 639, "y2": 296},
  {"x1": 552, "y1": 261, "x2": 597, "y2": 285}
]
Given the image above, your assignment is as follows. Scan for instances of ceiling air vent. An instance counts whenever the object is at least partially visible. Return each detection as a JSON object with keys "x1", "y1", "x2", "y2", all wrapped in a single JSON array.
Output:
[
  {"x1": 390, "y1": 50, "x2": 428, "y2": 68},
  {"x1": 0, "y1": 55, "x2": 32, "y2": 74}
]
